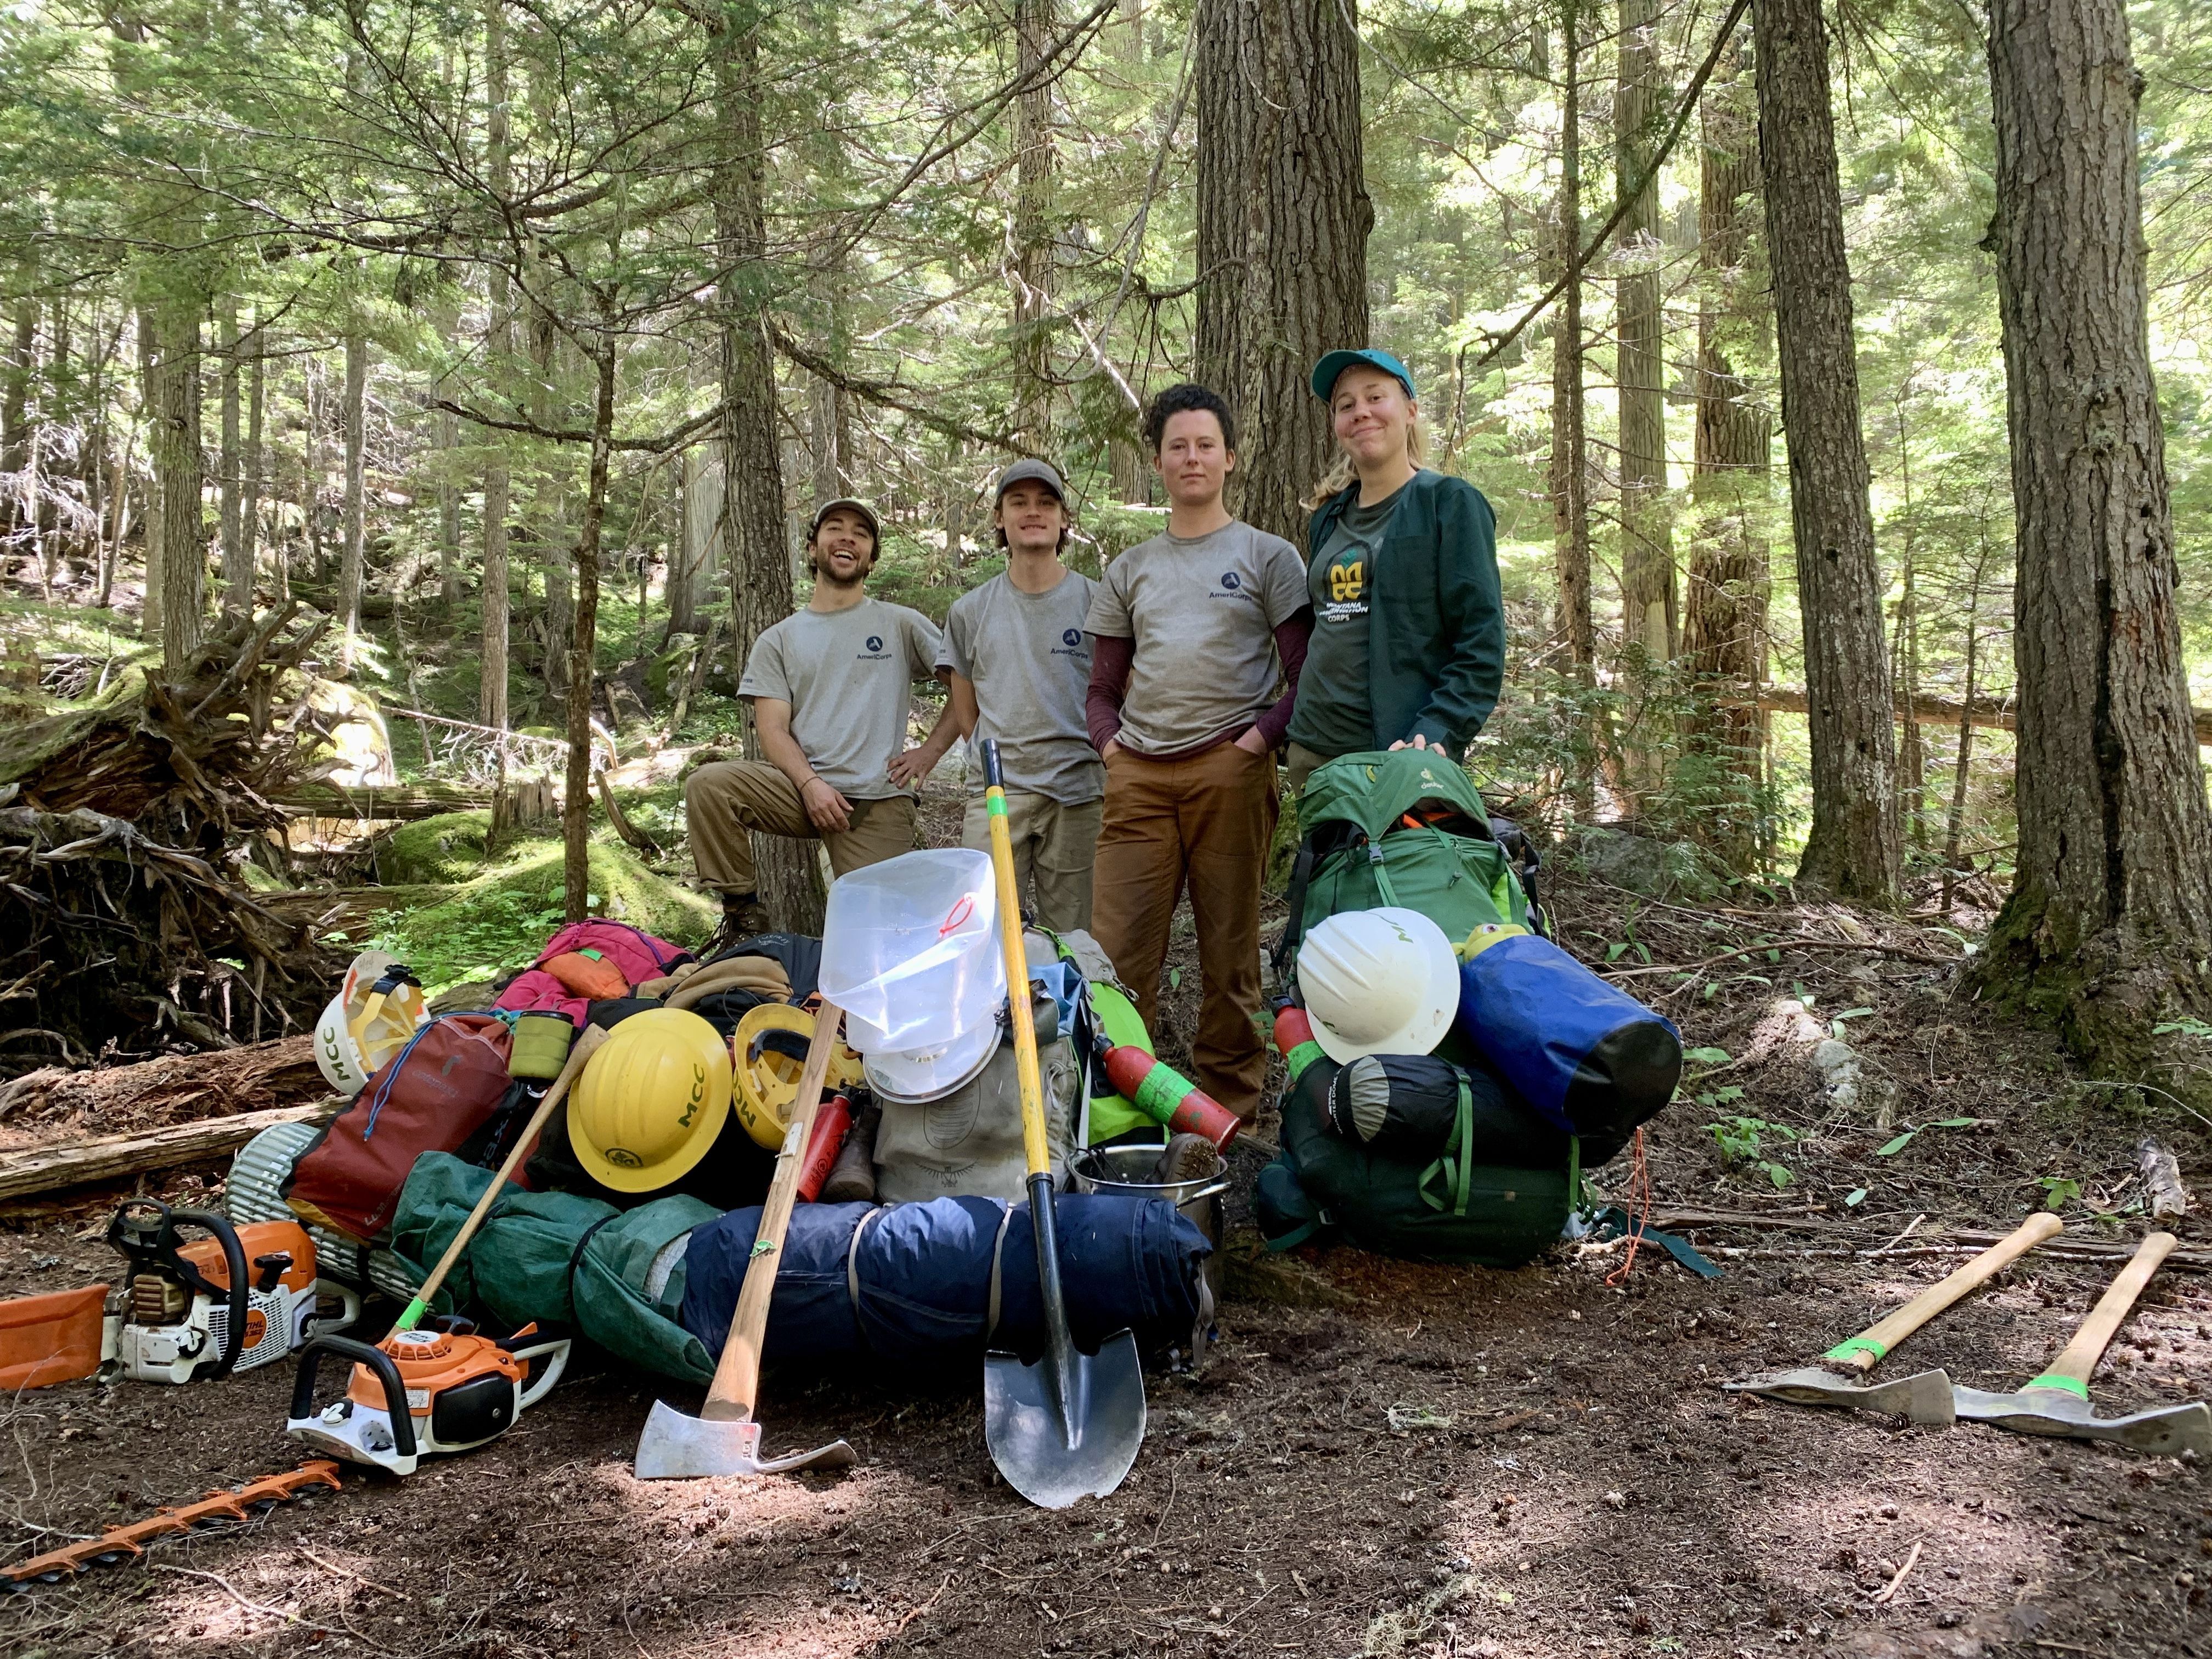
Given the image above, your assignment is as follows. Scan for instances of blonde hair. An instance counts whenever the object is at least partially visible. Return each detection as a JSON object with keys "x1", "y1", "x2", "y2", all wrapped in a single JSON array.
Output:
[{"x1": 1302, "y1": 409, "x2": 1427, "y2": 511}]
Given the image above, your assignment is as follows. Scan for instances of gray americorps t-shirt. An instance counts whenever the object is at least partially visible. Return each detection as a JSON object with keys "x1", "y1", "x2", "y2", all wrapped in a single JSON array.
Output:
[
  {"x1": 1084, "y1": 520, "x2": 1307, "y2": 755},
  {"x1": 938, "y1": 568, "x2": 1104, "y2": 803},
  {"x1": 738, "y1": 597, "x2": 941, "y2": 799}
]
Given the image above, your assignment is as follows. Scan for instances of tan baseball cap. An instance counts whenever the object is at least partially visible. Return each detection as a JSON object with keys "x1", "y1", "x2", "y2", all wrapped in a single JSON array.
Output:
[{"x1": 808, "y1": 498, "x2": 881, "y2": 544}]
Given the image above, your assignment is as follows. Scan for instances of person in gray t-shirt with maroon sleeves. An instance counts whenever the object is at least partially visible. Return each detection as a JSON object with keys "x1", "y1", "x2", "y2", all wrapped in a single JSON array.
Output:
[
  {"x1": 936, "y1": 460, "x2": 1104, "y2": 932},
  {"x1": 1084, "y1": 384, "x2": 1313, "y2": 1119}
]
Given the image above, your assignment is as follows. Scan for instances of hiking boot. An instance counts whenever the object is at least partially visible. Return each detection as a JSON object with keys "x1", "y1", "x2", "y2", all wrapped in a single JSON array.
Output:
[
  {"x1": 1150, "y1": 1132, "x2": 1221, "y2": 1188},
  {"x1": 822, "y1": 1104, "x2": 879, "y2": 1203},
  {"x1": 706, "y1": 893, "x2": 772, "y2": 957}
]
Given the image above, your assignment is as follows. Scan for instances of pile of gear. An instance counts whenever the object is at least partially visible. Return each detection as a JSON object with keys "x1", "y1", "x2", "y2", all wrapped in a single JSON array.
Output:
[{"x1": 1259, "y1": 749, "x2": 1684, "y2": 1266}]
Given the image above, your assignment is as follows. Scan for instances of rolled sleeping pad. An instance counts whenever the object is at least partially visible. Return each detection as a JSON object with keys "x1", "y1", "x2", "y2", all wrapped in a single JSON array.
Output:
[
  {"x1": 1093, "y1": 1040, "x2": 1244, "y2": 1149},
  {"x1": 1453, "y1": 925, "x2": 1680, "y2": 1150},
  {"x1": 1328, "y1": 1052, "x2": 1571, "y2": 1166},
  {"x1": 796, "y1": 1092, "x2": 852, "y2": 1204}
]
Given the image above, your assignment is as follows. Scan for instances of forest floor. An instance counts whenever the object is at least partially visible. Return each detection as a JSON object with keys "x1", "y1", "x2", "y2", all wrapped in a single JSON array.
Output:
[{"x1": 3, "y1": 777, "x2": 2210, "y2": 1659}]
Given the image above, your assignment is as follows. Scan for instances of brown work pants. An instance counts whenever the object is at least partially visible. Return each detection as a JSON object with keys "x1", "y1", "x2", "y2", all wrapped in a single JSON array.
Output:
[
  {"x1": 960, "y1": 791, "x2": 1105, "y2": 935},
  {"x1": 1090, "y1": 741, "x2": 1278, "y2": 1117},
  {"x1": 684, "y1": 759, "x2": 917, "y2": 896}
]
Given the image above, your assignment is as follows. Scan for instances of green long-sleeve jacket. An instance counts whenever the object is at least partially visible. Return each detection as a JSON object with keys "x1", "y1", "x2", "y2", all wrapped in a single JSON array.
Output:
[{"x1": 1300, "y1": 469, "x2": 1505, "y2": 759}]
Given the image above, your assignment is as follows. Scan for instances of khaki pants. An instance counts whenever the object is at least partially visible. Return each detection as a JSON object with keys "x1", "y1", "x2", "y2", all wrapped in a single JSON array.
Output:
[
  {"x1": 1090, "y1": 742, "x2": 1278, "y2": 1117},
  {"x1": 960, "y1": 791, "x2": 1104, "y2": 934},
  {"x1": 1284, "y1": 740, "x2": 1331, "y2": 798},
  {"x1": 684, "y1": 759, "x2": 917, "y2": 896}
]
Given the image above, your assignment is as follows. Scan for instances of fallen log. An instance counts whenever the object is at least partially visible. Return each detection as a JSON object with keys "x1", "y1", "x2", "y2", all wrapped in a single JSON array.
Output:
[
  {"x1": 0, "y1": 1101, "x2": 343, "y2": 1203},
  {"x1": 257, "y1": 883, "x2": 465, "y2": 935},
  {"x1": 272, "y1": 781, "x2": 499, "y2": 821},
  {"x1": 1743, "y1": 684, "x2": 2212, "y2": 748},
  {"x1": 0, "y1": 1036, "x2": 325, "y2": 1131}
]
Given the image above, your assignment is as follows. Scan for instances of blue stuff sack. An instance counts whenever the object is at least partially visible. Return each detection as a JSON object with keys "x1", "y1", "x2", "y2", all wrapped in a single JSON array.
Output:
[{"x1": 1453, "y1": 927, "x2": 1681, "y2": 1161}]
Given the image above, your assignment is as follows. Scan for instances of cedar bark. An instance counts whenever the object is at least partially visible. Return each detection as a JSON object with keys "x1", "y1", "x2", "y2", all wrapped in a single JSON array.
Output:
[
  {"x1": 1193, "y1": 0, "x2": 1371, "y2": 544},
  {"x1": 1975, "y1": 0, "x2": 2212, "y2": 1073},
  {"x1": 715, "y1": 7, "x2": 822, "y2": 934},
  {"x1": 146, "y1": 303, "x2": 205, "y2": 670},
  {"x1": 338, "y1": 332, "x2": 368, "y2": 670},
  {"x1": 242, "y1": 318, "x2": 264, "y2": 601},
  {"x1": 480, "y1": 0, "x2": 513, "y2": 729},
  {"x1": 1012, "y1": 0, "x2": 1056, "y2": 443},
  {"x1": 218, "y1": 303, "x2": 245, "y2": 617},
  {"x1": 1682, "y1": 21, "x2": 1770, "y2": 870},
  {"x1": 1615, "y1": 0, "x2": 1674, "y2": 665},
  {"x1": 1752, "y1": 0, "x2": 1899, "y2": 904},
  {"x1": 563, "y1": 340, "x2": 615, "y2": 924},
  {"x1": 1550, "y1": 0, "x2": 1597, "y2": 816}
]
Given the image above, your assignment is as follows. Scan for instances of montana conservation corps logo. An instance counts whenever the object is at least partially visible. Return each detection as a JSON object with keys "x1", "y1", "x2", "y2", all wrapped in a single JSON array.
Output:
[
  {"x1": 678, "y1": 1062, "x2": 707, "y2": 1128},
  {"x1": 1329, "y1": 558, "x2": 1365, "y2": 602},
  {"x1": 606, "y1": 1147, "x2": 644, "y2": 1169}
]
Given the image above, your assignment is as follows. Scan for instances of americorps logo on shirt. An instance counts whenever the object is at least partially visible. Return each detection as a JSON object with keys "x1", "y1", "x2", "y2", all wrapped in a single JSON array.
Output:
[
  {"x1": 1051, "y1": 626, "x2": 1086, "y2": 658},
  {"x1": 1210, "y1": 569, "x2": 1252, "y2": 601},
  {"x1": 858, "y1": 634, "x2": 890, "y2": 661}
]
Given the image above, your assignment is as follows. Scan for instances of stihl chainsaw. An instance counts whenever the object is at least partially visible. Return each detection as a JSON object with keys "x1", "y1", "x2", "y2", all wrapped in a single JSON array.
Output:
[{"x1": 286, "y1": 1321, "x2": 569, "y2": 1476}]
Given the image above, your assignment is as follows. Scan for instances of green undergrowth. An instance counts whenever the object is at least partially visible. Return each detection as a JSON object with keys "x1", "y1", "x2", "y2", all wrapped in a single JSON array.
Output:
[{"x1": 366, "y1": 831, "x2": 716, "y2": 993}]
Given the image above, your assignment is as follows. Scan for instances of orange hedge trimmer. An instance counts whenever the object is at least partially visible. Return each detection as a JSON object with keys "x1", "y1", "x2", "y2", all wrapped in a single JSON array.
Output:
[{"x1": 3, "y1": 1460, "x2": 343, "y2": 1591}]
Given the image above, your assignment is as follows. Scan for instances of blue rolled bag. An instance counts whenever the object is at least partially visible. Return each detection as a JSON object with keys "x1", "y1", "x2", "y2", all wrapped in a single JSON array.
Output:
[
  {"x1": 680, "y1": 1193, "x2": 1210, "y2": 1372},
  {"x1": 1453, "y1": 923, "x2": 1681, "y2": 1162}
]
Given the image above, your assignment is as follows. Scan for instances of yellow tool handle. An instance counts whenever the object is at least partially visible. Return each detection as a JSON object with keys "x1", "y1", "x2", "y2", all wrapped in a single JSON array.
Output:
[
  {"x1": 1824, "y1": 1210, "x2": 2063, "y2": 1373},
  {"x1": 703, "y1": 1002, "x2": 844, "y2": 1424},
  {"x1": 985, "y1": 774, "x2": 1049, "y2": 1178},
  {"x1": 398, "y1": 1022, "x2": 609, "y2": 1333},
  {"x1": 2034, "y1": 1231, "x2": 2177, "y2": 1390}
]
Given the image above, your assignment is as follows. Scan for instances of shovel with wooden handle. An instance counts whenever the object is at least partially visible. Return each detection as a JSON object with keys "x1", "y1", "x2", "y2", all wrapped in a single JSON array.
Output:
[
  {"x1": 978, "y1": 739, "x2": 1147, "y2": 1509},
  {"x1": 392, "y1": 1022, "x2": 610, "y2": 1335},
  {"x1": 634, "y1": 1003, "x2": 857, "y2": 1480},
  {"x1": 1726, "y1": 1211, "x2": 2066, "y2": 1424},
  {"x1": 1952, "y1": 1231, "x2": 2211, "y2": 1455}
]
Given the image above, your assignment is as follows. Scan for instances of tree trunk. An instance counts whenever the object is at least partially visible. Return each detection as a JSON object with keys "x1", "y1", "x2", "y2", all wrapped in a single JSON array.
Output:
[
  {"x1": 241, "y1": 317, "x2": 264, "y2": 606},
  {"x1": 481, "y1": 0, "x2": 512, "y2": 730},
  {"x1": 146, "y1": 304, "x2": 205, "y2": 671},
  {"x1": 218, "y1": 303, "x2": 246, "y2": 617},
  {"x1": 338, "y1": 332, "x2": 368, "y2": 670},
  {"x1": 1752, "y1": 0, "x2": 1899, "y2": 905},
  {"x1": 532, "y1": 305, "x2": 571, "y2": 697},
  {"x1": 1615, "y1": 0, "x2": 1674, "y2": 668},
  {"x1": 1192, "y1": 0, "x2": 1370, "y2": 544},
  {"x1": 1891, "y1": 390, "x2": 1926, "y2": 849},
  {"x1": 563, "y1": 342, "x2": 616, "y2": 924},
  {"x1": 1681, "y1": 19, "x2": 1770, "y2": 870},
  {"x1": 715, "y1": 7, "x2": 822, "y2": 934},
  {"x1": 672, "y1": 443, "x2": 716, "y2": 639},
  {"x1": 1012, "y1": 0, "x2": 1056, "y2": 443},
  {"x1": 0, "y1": 303, "x2": 32, "y2": 503},
  {"x1": 1550, "y1": 0, "x2": 1597, "y2": 816},
  {"x1": 1974, "y1": 0, "x2": 2212, "y2": 1081}
]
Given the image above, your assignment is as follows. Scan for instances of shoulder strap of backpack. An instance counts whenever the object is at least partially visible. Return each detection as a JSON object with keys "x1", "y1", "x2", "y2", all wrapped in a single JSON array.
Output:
[{"x1": 1271, "y1": 838, "x2": 1319, "y2": 988}]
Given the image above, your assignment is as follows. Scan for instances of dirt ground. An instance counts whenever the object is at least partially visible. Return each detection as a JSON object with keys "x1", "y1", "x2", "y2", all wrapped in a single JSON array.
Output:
[{"x1": 3, "y1": 811, "x2": 2209, "y2": 1659}]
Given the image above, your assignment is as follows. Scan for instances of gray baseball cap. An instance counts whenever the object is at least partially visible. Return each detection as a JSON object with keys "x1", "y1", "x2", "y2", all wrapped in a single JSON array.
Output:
[
  {"x1": 808, "y1": 498, "x2": 881, "y2": 544},
  {"x1": 992, "y1": 459, "x2": 1066, "y2": 505}
]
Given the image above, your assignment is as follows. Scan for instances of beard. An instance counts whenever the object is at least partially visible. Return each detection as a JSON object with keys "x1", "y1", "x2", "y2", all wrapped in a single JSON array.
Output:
[{"x1": 809, "y1": 546, "x2": 872, "y2": 588}]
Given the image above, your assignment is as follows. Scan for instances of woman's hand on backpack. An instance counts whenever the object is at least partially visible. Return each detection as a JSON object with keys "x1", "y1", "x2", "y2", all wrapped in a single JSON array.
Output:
[{"x1": 1388, "y1": 733, "x2": 1434, "y2": 753}]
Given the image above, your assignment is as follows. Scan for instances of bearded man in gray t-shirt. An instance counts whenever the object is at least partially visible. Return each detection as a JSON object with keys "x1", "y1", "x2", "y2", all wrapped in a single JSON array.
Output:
[{"x1": 936, "y1": 460, "x2": 1104, "y2": 932}]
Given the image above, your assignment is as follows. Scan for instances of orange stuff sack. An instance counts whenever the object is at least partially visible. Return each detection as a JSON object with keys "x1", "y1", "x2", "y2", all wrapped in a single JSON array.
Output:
[
  {"x1": 0, "y1": 1283, "x2": 108, "y2": 1390},
  {"x1": 544, "y1": 950, "x2": 630, "y2": 1000}
]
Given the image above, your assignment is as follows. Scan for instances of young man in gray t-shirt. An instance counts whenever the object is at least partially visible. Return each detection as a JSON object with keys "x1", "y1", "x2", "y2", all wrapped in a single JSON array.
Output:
[
  {"x1": 685, "y1": 499, "x2": 956, "y2": 941},
  {"x1": 936, "y1": 460, "x2": 1104, "y2": 932},
  {"x1": 1083, "y1": 385, "x2": 1312, "y2": 1118}
]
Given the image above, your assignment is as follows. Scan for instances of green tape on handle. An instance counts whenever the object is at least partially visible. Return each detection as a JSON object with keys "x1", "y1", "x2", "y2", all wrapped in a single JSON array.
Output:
[
  {"x1": 1132, "y1": 1063, "x2": 1195, "y2": 1125},
  {"x1": 394, "y1": 1296, "x2": 429, "y2": 1334},
  {"x1": 2023, "y1": 1373, "x2": 2090, "y2": 1398},
  {"x1": 986, "y1": 792, "x2": 1008, "y2": 819},
  {"x1": 1283, "y1": 1040, "x2": 1327, "y2": 1081},
  {"x1": 1822, "y1": 1336, "x2": 1888, "y2": 1364}
]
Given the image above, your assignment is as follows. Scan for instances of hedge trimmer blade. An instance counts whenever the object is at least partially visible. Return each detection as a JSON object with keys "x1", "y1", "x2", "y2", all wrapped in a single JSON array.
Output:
[{"x1": 4, "y1": 1460, "x2": 343, "y2": 1590}]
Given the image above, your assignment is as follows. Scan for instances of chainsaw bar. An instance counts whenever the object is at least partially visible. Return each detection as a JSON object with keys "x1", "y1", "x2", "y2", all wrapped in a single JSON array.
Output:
[{"x1": 3, "y1": 1460, "x2": 343, "y2": 1590}]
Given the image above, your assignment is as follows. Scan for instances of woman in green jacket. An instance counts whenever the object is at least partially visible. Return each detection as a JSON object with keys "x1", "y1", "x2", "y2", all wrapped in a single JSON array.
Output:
[{"x1": 1284, "y1": 348, "x2": 1506, "y2": 792}]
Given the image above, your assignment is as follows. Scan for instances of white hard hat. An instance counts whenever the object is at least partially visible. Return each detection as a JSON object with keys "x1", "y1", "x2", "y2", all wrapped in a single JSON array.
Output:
[
  {"x1": 313, "y1": 951, "x2": 426, "y2": 1098},
  {"x1": 1297, "y1": 907, "x2": 1461, "y2": 1064}
]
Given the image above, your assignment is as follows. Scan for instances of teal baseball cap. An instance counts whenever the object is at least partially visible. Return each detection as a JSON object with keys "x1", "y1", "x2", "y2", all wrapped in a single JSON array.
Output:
[{"x1": 1311, "y1": 347, "x2": 1417, "y2": 403}]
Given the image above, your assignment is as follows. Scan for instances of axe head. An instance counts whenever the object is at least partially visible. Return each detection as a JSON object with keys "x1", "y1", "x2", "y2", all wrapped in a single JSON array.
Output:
[
  {"x1": 633, "y1": 1400, "x2": 858, "y2": 1481},
  {"x1": 1951, "y1": 1384, "x2": 2212, "y2": 1457},
  {"x1": 1724, "y1": 1365, "x2": 1956, "y2": 1425}
]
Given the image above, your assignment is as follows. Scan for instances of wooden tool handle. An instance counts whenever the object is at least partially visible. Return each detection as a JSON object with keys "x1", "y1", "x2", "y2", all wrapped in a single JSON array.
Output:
[
  {"x1": 702, "y1": 1002, "x2": 843, "y2": 1423},
  {"x1": 397, "y1": 1022, "x2": 609, "y2": 1332},
  {"x1": 2034, "y1": 1231, "x2": 2176, "y2": 1389},
  {"x1": 1824, "y1": 1210, "x2": 2063, "y2": 1372}
]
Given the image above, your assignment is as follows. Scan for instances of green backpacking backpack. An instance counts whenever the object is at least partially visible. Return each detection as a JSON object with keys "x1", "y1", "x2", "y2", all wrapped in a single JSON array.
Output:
[
  {"x1": 1254, "y1": 1031, "x2": 1573, "y2": 1267},
  {"x1": 1277, "y1": 750, "x2": 1535, "y2": 987}
]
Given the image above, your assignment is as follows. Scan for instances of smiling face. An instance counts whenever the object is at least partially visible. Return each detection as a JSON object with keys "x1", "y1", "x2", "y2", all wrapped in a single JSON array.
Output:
[
  {"x1": 808, "y1": 508, "x2": 877, "y2": 586},
  {"x1": 1329, "y1": 364, "x2": 1418, "y2": 471},
  {"x1": 995, "y1": 479, "x2": 1067, "y2": 555},
  {"x1": 1153, "y1": 409, "x2": 1235, "y2": 510}
]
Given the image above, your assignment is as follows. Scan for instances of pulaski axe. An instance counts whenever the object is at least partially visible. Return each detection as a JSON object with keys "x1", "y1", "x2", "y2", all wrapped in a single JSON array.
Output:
[
  {"x1": 1727, "y1": 1211, "x2": 2064, "y2": 1424},
  {"x1": 1952, "y1": 1231, "x2": 2212, "y2": 1457}
]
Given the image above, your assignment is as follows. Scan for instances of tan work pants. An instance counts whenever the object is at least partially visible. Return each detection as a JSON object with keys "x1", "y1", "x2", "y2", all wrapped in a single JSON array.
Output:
[
  {"x1": 960, "y1": 791, "x2": 1105, "y2": 934},
  {"x1": 1284, "y1": 740, "x2": 1331, "y2": 798},
  {"x1": 1090, "y1": 742, "x2": 1278, "y2": 1117},
  {"x1": 684, "y1": 759, "x2": 917, "y2": 896}
]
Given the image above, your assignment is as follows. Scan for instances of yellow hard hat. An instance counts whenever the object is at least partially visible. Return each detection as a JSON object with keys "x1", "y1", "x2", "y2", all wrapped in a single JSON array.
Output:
[
  {"x1": 567, "y1": 1009, "x2": 735, "y2": 1193},
  {"x1": 733, "y1": 1003, "x2": 865, "y2": 1151}
]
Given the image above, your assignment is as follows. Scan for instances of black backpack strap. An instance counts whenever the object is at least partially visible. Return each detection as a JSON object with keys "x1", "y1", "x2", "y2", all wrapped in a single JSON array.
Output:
[{"x1": 1271, "y1": 838, "x2": 1319, "y2": 989}]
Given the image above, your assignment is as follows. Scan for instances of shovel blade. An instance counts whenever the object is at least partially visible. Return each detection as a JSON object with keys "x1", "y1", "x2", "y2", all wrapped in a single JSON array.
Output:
[
  {"x1": 633, "y1": 1399, "x2": 858, "y2": 1481},
  {"x1": 984, "y1": 1329, "x2": 1147, "y2": 1509},
  {"x1": 1725, "y1": 1366, "x2": 1956, "y2": 1425},
  {"x1": 1951, "y1": 1386, "x2": 2212, "y2": 1457}
]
